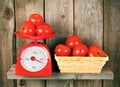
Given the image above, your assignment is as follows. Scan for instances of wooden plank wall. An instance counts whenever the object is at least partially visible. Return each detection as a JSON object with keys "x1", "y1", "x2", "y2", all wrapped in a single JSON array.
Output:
[
  {"x1": 0, "y1": 0, "x2": 120, "y2": 87},
  {"x1": 104, "y1": 0, "x2": 120, "y2": 87},
  {"x1": 0, "y1": 0, "x2": 14, "y2": 87}
]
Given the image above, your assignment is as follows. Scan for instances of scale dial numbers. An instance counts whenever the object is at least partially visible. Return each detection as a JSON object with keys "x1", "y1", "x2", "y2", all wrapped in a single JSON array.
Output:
[{"x1": 20, "y1": 46, "x2": 48, "y2": 72}]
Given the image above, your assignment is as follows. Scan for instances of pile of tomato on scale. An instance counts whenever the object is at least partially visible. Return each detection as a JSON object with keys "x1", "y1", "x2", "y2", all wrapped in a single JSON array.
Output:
[
  {"x1": 18, "y1": 14, "x2": 53, "y2": 36},
  {"x1": 55, "y1": 36, "x2": 106, "y2": 57}
]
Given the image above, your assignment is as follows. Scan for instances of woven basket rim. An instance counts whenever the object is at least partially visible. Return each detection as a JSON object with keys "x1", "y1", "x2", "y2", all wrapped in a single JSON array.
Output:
[{"x1": 54, "y1": 54, "x2": 109, "y2": 61}]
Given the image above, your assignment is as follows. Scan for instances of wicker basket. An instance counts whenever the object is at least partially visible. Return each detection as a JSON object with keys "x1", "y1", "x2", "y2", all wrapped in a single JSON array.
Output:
[{"x1": 54, "y1": 54, "x2": 109, "y2": 73}]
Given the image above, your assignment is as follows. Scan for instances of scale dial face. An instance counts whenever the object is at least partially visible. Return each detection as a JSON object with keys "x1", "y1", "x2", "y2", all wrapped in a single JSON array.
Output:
[{"x1": 20, "y1": 46, "x2": 48, "y2": 72}]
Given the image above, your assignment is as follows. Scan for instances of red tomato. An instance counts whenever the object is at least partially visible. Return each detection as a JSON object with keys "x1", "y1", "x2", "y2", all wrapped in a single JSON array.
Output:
[
  {"x1": 36, "y1": 23, "x2": 53, "y2": 35},
  {"x1": 19, "y1": 21, "x2": 35, "y2": 36},
  {"x1": 66, "y1": 36, "x2": 82, "y2": 49},
  {"x1": 28, "y1": 14, "x2": 44, "y2": 26},
  {"x1": 55, "y1": 44, "x2": 71, "y2": 56},
  {"x1": 87, "y1": 44, "x2": 106, "y2": 57},
  {"x1": 72, "y1": 44, "x2": 88, "y2": 56}
]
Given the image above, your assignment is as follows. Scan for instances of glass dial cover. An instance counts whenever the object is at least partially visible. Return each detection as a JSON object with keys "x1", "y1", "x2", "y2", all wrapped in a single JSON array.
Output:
[{"x1": 20, "y1": 46, "x2": 48, "y2": 72}]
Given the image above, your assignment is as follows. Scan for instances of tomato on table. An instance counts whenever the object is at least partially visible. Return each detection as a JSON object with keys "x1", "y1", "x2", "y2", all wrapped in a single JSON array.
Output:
[{"x1": 19, "y1": 21, "x2": 35, "y2": 36}]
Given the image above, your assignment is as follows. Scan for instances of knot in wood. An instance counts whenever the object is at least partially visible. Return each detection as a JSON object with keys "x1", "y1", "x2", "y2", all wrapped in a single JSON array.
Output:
[
  {"x1": 3, "y1": 7, "x2": 13, "y2": 20},
  {"x1": 61, "y1": 15, "x2": 65, "y2": 18},
  {"x1": 19, "y1": 80, "x2": 26, "y2": 86}
]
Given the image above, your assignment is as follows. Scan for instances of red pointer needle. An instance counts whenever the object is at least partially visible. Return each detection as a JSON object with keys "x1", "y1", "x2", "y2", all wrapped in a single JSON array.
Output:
[{"x1": 31, "y1": 56, "x2": 42, "y2": 63}]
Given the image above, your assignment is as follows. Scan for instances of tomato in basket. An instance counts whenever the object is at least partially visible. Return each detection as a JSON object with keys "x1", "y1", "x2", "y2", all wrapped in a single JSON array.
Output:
[
  {"x1": 55, "y1": 44, "x2": 71, "y2": 56},
  {"x1": 72, "y1": 44, "x2": 88, "y2": 56},
  {"x1": 87, "y1": 44, "x2": 106, "y2": 57},
  {"x1": 66, "y1": 36, "x2": 82, "y2": 49}
]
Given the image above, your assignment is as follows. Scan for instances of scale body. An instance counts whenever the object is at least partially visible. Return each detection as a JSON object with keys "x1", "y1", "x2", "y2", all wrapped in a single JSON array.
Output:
[{"x1": 15, "y1": 32, "x2": 56, "y2": 76}]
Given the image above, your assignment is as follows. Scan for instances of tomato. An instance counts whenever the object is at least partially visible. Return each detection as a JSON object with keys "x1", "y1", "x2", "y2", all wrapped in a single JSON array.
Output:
[
  {"x1": 19, "y1": 21, "x2": 35, "y2": 36},
  {"x1": 66, "y1": 36, "x2": 82, "y2": 49},
  {"x1": 72, "y1": 44, "x2": 88, "y2": 56},
  {"x1": 36, "y1": 23, "x2": 53, "y2": 35},
  {"x1": 55, "y1": 44, "x2": 71, "y2": 56},
  {"x1": 28, "y1": 14, "x2": 44, "y2": 26},
  {"x1": 87, "y1": 44, "x2": 106, "y2": 57}
]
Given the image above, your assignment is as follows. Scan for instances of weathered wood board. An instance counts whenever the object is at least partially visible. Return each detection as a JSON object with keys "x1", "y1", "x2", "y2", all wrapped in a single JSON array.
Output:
[
  {"x1": 0, "y1": 0, "x2": 14, "y2": 87},
  {"x1": 74, "y1": 0, "x2": 103, "y2": 87},
  {"x1": 7, "y1": 65, "x2": 113, "y2": 80},
  {"x1": 104, "y1": 0, "x2": 120, "y2": 87},
  {"x1": 45, "y1": 0, "x2": 74, "y2": 87},
  {"x1": 0, "y1": 0, "x2": 120, "y2": 87}
]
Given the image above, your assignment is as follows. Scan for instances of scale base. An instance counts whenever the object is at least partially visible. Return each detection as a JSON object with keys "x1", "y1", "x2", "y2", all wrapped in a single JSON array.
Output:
[{"x1": 15, "y1": 61, "x2": 52, "y2": 76}]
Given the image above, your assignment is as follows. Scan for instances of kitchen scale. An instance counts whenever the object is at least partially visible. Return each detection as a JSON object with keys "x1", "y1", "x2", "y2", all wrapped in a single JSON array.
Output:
[{"x1": 14, "y1": 32, "x2": 56, "y2": 76}]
